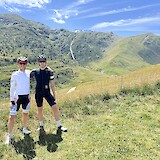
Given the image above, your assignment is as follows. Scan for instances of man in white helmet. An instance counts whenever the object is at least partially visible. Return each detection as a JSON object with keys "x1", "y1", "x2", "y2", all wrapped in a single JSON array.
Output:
[{"x1": 5, "y1": 57, "x2": 31, "y2": 145}]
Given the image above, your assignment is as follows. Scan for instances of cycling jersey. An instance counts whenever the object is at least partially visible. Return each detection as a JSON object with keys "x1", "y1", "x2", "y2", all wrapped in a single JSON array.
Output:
[
  {"x1": 10, "y1": 69, "x2": 31, "y2": 101},
  {"x1": 30, "y1": 67, "x2": 56, "y2": 107},
  {"x1": 30, "y1": 67, "x2": 54, "y2": 93}
]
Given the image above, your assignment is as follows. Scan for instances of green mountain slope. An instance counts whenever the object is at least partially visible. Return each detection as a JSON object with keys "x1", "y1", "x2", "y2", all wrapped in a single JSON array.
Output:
[
  {"x1": 0, "y1": 14, "x2": 120, "y2": 66},
  {"x1": 138, "y1": 33, "x2": 160, "y2": 64},
  {"x1": 90, "y1": 33, "x2": 160, "y2": 75}
]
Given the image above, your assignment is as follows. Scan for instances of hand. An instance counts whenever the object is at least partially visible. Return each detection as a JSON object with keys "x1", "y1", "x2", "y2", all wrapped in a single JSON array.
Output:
[
  {"x1": 11, "y1": 101, "x2": 15, "y2": 105},
  {"x1": 53, "y1": 94, "x2": 56, "y2": 100},
  {"x1": 28, "y1": 96, "x2": 31, "y2": 102}
]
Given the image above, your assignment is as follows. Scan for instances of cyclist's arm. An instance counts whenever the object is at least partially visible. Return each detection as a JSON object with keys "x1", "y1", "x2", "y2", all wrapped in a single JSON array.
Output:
[
  {"x1": 50, "y1": 79, "x2": 56, "y2": 99},
  {"x1": 30, "y1": 70, "x2": 35, "y2": 79},
  {"x1": 10, "y1": 74, "x2": 16, "y2": 102},
  {"x1": 49, "y1": 68, "x2": 55, "y2": 98}
]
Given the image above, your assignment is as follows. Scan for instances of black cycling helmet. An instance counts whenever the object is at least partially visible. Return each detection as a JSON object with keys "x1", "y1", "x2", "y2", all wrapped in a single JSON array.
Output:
[
  {"x1": 38, "y1": 54, "x2": 46, "y2": 62},
  {"x1": 17, "y1": 57, "x2": 28, "y2": 63}
]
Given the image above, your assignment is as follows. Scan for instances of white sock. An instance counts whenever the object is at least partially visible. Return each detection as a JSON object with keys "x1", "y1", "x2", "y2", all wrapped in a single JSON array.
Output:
[
  {"x1": 40, "y1": 121, "x2": 43, "y2": 126},
  {"x1": 57, "y1": 120, "x2": 61, "y2": 127},
  {"x1": 8, "y1": 133, "x2": 12, "y2": 138}
]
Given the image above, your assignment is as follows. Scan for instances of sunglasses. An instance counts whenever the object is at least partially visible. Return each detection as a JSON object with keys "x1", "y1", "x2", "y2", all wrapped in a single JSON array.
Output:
[
  {"x1": 39, "y1": 61, "x2": 46, "y2": 63},
  {"x1": 19, "y1": 62, "x2": 27, "y2": 65}
]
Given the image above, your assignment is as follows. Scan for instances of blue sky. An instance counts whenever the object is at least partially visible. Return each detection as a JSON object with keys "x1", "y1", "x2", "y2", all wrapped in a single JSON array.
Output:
[{"x1": 0, "y1": 0, "x2": 160, "y2": 37}]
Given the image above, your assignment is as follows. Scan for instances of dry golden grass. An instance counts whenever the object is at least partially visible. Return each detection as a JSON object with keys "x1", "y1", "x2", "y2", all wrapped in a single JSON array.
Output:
[{"x1": 56, "y1": 64, "x2": 160, "y2": 104}]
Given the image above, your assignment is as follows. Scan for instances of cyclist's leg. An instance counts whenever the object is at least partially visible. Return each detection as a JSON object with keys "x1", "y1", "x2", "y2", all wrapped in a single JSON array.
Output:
[
  {"x1": 45, "y1": 93, "x2": 60, "y2": 121},
  {"x1": 45, "y1": 93, "x2": 67, "y2": 132},
  {"x1": 51, "y1": 104, "x2": 60, "y2": 121},
  {"x1": 22, "y1": 95, "x2": 30, "y2": 129},
  {"x1": 35, "y1": 94, "x2": 43, "y2": 125},
  {"x1": 8, "y1": 98, "x2": 20, "y2": 137},
  {"x1": 8, "y1": 115, "x2": 16, "y2": 136}
]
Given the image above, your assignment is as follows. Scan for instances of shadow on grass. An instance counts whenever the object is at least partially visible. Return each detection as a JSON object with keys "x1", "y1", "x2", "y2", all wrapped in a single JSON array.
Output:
[
  {"x1": 37, "y1": 127, "x2": 63, "y2": 152},
  {"x1": 0, "y1": 151, "x2": 4, "y2": 159},
  {"x1": 12, "y1": 134, "x2": 36, "y2": 160},
  {"x1": 10, "y1": 128, "x2": 63, "y2": 159}
]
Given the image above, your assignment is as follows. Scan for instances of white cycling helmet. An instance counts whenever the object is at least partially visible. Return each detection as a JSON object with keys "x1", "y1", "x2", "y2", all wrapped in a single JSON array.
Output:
[{"x1": 17, "y1": 57, "x2": 28, "y2": 63}]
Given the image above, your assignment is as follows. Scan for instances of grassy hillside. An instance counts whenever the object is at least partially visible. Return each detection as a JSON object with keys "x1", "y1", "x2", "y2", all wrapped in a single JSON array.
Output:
[
  {"x1": 56, "y1": 64, "x2": 160, "y2": 105},
  {"x1": 0, "y1": 76, "x2": 160, "y2": 159},
  {"x1": 89, "y1": 33, "x2": 160, "y2": 75},
  {"x1": 0, "y1": 14, "x2": 119, "y2": 66},
  {"x1": 69, "y1": 31, "x2": 120, "y2": 65},
  {"x1": 139, "y1": 33, "x2": 160, "y2": 64}
]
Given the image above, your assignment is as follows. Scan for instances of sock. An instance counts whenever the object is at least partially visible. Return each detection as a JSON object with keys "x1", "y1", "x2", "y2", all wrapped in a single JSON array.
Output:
[
  {"x1": 57, "y1": 120, "x2": 61, "y2": 127},
  {"x1": 40, "y1": 121, "x2": 43, "y2": 126},
  {"x1": 23, "y1": 128, "x2": 26, "y2": 131},
  {"x1": 9, "y1": 133, "x2": 12, "y2": 138}
]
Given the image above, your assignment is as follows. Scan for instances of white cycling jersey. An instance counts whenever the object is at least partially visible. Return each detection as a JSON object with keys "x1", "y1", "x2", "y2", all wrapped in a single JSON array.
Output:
[{"x1": 10, "y1": 69, "x2": 31, "y2": 101}]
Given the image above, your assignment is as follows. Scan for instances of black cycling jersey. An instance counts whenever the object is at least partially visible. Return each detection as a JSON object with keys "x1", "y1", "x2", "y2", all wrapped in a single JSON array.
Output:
[
  {"x1": 30, "y1": 67, "x2": 54, "y2": 93},
  {"x1": 30, "y1": 67, "x2": 56, "y2": 107}
]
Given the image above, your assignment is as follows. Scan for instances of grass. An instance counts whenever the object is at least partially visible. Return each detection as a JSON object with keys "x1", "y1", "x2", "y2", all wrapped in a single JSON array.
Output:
[
  {"x1": 56, "y1": 64, "x2": 160, "y2": 106},
  {"x1": 0, "y1": 64, "x2": 160, "y2": 159},
  {"x1": 89, "y1": 35, "x2": 150, "y2": 75},
  {"x1": 0, "y1": 79, "x2": 160, "y2": 159}
]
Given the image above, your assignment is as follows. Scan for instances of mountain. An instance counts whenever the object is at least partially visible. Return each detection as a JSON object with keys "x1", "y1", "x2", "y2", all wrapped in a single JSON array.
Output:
[
  {"x1": 89, "y1": 33, "x2": 160, "y2": 75},
  {"x1": 0, "y1": 14, "x2": 120, "y2": 66}
]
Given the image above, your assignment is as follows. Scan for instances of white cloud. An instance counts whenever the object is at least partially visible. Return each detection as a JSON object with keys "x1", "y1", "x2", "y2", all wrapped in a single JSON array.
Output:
[
  {"x1": 51, "y1": 0, "x2": 95, "y2": 24},
  {"x1": 81, "y1": 4, "x2": 160, "y2": 18},
  {"x1": 53, "y1": 9, "x2": 78, "y2": 19},
  {"x1": 64, "y1": 15, "x2": 69, "y2": 19},
  {"x1": 0, "y1": 0, "x2": 50, "y2": 8},
  {"x1": 51, "y1": 9, "x2": 77, "y2": 24},
  {"x1": 54, "y1": 10, "x2": 63, "y2": 19},
  {"x1": 68, "y1": 0, "x2": 95, "y2": 8},
  {"x1": 51, "y1": 17, "x2": 65, "y2": 24},
  {"x1": 90, "y1": 16, "x2": 160, "y2": 31},
  {"x1": 4, "y1": 6, "x2": 21, "y2": 13}
]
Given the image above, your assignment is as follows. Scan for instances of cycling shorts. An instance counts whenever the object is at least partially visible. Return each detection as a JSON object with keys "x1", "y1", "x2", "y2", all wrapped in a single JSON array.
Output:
[
  {"x1": 10, "y1": 94, "x2": 30, "y2": 115},
  {"x1": 35, "y1": 92, "x2": 56, "y2": 107}
]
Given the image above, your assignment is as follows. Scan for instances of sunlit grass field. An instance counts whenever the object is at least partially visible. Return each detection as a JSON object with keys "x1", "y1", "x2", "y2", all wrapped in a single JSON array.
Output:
[
  {"x1": 56, "y1": 64, "x2": 160, "y2": 104},
  {"x1": 0, "y1": 64, "x2": 160, "y2": 159}
]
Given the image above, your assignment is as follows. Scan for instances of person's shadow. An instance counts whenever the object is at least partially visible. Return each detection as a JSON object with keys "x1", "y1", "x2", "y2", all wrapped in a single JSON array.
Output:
[
  {"x1": 37, "y1": 127, "x2": 63, "y2": 152},
  {"x1": 12, "y1": 134, "x2": 36, "y2": 160}
]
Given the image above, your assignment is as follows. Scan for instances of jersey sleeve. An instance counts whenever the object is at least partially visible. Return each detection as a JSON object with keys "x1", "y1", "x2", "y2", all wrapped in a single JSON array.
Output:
[
  {"x1": 30, "y1": 70, "x2": 36, "y2": 79},
  {"x1": 50, "y1": 70, "x2": 54, "y2": 80},
  {"x1": 10, "y1": 73, "x2": 16, "y2": 101}
]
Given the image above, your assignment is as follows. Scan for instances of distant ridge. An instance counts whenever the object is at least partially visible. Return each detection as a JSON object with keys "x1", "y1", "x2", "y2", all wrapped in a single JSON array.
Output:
[{"x1": 89, "y1": 33, "x2": 160, "y2": 75}]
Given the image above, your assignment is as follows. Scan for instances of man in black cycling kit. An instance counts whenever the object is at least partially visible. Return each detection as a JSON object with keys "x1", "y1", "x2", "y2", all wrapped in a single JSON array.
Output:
[
  {"x1": 5, "y1": 57, "x2": 31, "y2": 145},
  {"x1": 30, "y1": 55, "x2": 67, "y2": 132}
]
